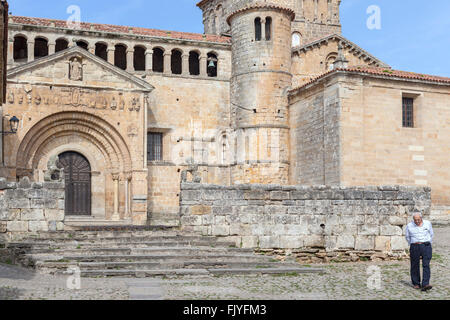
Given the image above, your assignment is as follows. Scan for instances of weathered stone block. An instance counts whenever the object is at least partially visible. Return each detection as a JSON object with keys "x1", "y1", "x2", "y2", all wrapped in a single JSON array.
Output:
[
  {"x1": 212, "y1": 224, "x2": 230, "y2": 236},
  {"x1": 279, "y1": 236, "x2": 303, "y2": 249},
  {"x1": 180, "y1": 215, "x2": 202, "y2": 226},
  {"x1": 244, "y1": 190, "x2": 268, "y2": 200},
  {"x1": 191, "y1": 205, "x2": 211, "y2": 215},
  {"x1": 259, "y1": 236, "x2": 280, "y2": 249},
  {"x1": 303, "y1": 235, "x2": 325, "y2": 247},
  {"x1": 9, "y1": 198, "x2": 30, "y2": 209},
  {"x1": 48, "y1": 221, "x2": 57, "y2": 232},
  {"x1": 264, "y1": 205, "x2": 287, "y2": 215},
  {"x1": 290, "y1": 190, "x2": 310, "y2": 200},
  {"x1": 0, "y1": 222, "x2": 7, "y2": 233},
  {"x1": 270, "y1": 191, "x2": 290, "y2": 200},
  {"x1": 7, "y1": 221, "x2": 28, "y2": 232},
  {"x1": 241, "y1": 236, "x2": 258, "y2": 248},
  {"x1": 44, "y1": 209, "x2": 64, "y2": 221},
  {"x1": 358, "y1": 225, "x2": 379, "y2": 236},
  {"x1": 380, "y1": 225, "x2": 403, "y2": 236},
  {"x1": 22, "y1": 209, "x2": 45, "y2": 221},
  {"x1": 336, "y1": 235, "x2": 355, "y2": 249},
  {"x1": 355, "y1": 236, "x2": 375, "y2": 250},
  {"x1": 29, "y1": 221, "x2": 49, "y2": 232},
  {"x1": 30, "y1": 199, "x2": 45, "y2": 209},
  {"x1": 181, "y1": 190, "x2": 201, "y2": 201},
  {"x1": 375, "y1": 236, "x2": 391, "y2": 252}
]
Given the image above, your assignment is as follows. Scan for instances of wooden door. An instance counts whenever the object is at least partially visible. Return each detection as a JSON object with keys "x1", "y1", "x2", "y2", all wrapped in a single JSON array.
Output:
[{"x1": 58, "y1": 152, "x2": 91, "y2": 216}]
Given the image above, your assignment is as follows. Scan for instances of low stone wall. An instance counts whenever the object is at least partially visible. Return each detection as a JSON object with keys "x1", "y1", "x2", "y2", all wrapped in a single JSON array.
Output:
[
  {"x1": 0, "y1": 177, "x2": 65, "y2": 240},
  {"x1": 180, "y1": 183, "x2": 431, "y2": 262}
]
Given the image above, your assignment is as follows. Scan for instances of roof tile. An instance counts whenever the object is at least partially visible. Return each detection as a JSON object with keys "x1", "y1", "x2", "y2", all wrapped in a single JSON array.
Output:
[{"x1": 9, "y1": 15, "x2": 231, "y2": 44}]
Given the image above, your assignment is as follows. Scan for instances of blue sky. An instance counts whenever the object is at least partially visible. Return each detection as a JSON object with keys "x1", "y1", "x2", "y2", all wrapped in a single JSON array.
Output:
[{"x1": 8, "y1": 0, "x2": 450, "y2": 77}]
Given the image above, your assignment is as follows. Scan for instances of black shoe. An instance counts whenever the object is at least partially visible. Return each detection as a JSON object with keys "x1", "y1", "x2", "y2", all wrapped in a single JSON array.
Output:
[{"x1": 421, "y1": 285, "x2": 433, "y2": 292}]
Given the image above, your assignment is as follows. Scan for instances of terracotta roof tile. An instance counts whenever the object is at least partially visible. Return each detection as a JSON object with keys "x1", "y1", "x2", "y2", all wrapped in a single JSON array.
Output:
[
  {"x1": 290, "y1": 67, "x2": 450, "y2": 94},
  {"x1": 9, "y1": 15, "x2": 231, "y2": 44}
]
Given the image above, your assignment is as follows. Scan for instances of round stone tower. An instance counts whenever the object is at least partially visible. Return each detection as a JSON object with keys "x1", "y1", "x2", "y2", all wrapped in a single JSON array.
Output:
[{"x1": 227, "y1": 1, "x2": 295, "y2": 185}]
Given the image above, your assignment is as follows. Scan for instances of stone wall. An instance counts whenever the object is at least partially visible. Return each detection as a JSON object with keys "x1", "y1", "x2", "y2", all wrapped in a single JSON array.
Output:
[
  {"x1": 180, "y1": 183, "x2": 431, "y2": 261},
  {"x1": 0, "y1": 177, "x2": 65, "y2": 240}
]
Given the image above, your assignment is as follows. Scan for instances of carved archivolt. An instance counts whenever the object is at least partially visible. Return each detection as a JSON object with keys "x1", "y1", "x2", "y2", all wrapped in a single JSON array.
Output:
[{"x1": 16, "y1": 111, "x2": 133, "y2": 175}]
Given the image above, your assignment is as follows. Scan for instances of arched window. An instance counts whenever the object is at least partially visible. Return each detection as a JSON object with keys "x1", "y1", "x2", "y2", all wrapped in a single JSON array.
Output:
[
  {"x1": 189, "y1": 51, "x2": 200, "y2": 76},
  {"x1": 34, "y1": 37, "x2": 49, "y2": 59},
  {"x1": 325, "y1": 52, "x2": 337, "y2": 71},
  {"x1": 254, "y1": 18, "x2": 262, "y2": 41},
  {"x1": 171, "y1": 49, "x2": 182, "y2": 75},
  {"x1": 95, "y1": 42, "x2": 108, "y2": 61},
  {"x1": 114, "y1": 44, "x2": 127, "y2": 70},
  {"x1": 152, "y1": 47, "x2": 164, "y2": 73},
  {"x1": 76, "y1": 40, "x2": 89, "y2": 50},
  {"x1": 207, "y1": 52, "x2": 218, "y2": 77},
  {"x1": 55, "y1": 38, "x2": 69, "y2": 52},
  {"x1": 292, "y1": 32, "x2": 301, "y2": 47},
  {"x1": 13, "y1": 35, "x2": 27, "y2": 62},
  {"x1": 265, "y1": 17, "x2": 272, "y2": 41},
  {"x1": 134, "y1": 46, "x2": 146, "y2": 71}
]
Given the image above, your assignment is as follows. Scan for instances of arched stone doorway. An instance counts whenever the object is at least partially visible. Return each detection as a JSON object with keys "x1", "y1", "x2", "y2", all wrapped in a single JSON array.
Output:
[{"x1": 58, "y1": 151, "x2": 92, "y2": 216}]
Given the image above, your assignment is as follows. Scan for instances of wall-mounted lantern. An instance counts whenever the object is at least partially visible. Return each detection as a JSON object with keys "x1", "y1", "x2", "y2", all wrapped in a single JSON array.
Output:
[{"x1": 1, "y1": 116, "x2": 20, "y2": 135}]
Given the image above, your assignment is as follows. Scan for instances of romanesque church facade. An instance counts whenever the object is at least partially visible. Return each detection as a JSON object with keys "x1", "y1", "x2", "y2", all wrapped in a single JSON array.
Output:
[{"x1": 1, "y1": 0, "x2": 449, "y2": 227}]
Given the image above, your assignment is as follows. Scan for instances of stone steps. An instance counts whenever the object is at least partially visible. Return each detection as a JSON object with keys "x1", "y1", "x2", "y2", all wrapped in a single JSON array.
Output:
[
  {"x1": 29, "y1": 253, "x2": 275, "y2": 263},
  {"x1": 7, "y1": 229, "x2": 325, "y2": 277},
  {"x1": 9, "y1": 246, "x2": 256, "y2": 256}
]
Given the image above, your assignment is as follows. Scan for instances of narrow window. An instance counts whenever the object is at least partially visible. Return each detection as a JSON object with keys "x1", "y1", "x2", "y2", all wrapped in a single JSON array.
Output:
[
  {"x1": 34, "y1": 37, "x2": 49, "y2": 59},
  {"x1": 95, "y1": 42, "x2": 107, "y2": 61},
  {"x1": 265, "y1": 17, "x2": 272, "y2": 41},
  {"x1": 13, "y1": 35, "x2": 28, "y2": 62},
  {"x1": 76, "y1": 40, "x2": 89, "y2": 50},
  {"x1": 148, "y1": 133, "x2": 163, "y2": 161},
  {"x1": 292, "y1": 32, "x2": 301, "y2": 47},
  {"x1": 152, "y1": 48, "x2": 164, "y2": 73},
  {"x1": 402, "y1": 97, "x2": 414, "y2": 128},
  {"x1": 114, "y1": 44, "x2": 127, "y2": 70},
  {"x1": 55, "y1": 38, "x2": 69, "y2": 52},
  {"x1": 207, "y1": 52, "x2": 218, "y2": 77},
  {"x1": 134, "y1": 46, "x2": 146, "y2": 71},
  {"x1": 189, "y1": 51, "x2": 200, "y2": 76},
  {"x1": 171, "y1": 49, "x2": 182, "y2": 75},
  {"x1": 255, "y1": 18, "x2": 262, "y2": 41}
]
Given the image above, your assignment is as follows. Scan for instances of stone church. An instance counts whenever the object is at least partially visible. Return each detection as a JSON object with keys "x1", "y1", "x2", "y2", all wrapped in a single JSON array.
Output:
[{"x1": 1, "y1": 0, "x2": 449, "y2": 230}]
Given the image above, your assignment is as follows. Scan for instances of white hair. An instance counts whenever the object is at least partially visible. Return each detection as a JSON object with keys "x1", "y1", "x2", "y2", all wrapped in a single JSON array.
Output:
[{"x1": 412, "y1": 212, "x2": 422, "y2": 218}]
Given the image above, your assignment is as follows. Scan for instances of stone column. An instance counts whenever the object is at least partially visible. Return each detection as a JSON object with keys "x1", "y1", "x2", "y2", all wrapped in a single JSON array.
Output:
[
  {"x1": 88, "y1": 45, "x2": 95, "y2": 55},
  {"x1": 145, "y1": 48, "x2": 153, "y2": 72},
  {"x1": 314, "y1": 0, "x2": 318, "y2": 21},
  {"x1": 27, "y1": 41, "x2": 34, "y2": 63},
  {"x1": 111, "y1": 174, "x2": 120, "y2": 221},
  {"x1": 124, "y1": 174, "x2": 132, "y2": 218},
  {"x1": 7, "y1": 38, "x2": 14, "y2": 64},
  {"x1": 182, "y1": 53, "x2": 189, "y2": 75},
  {"x1": 126, "y1": 49, "x2": 134, "y2": 73},
  {"x1": 261, "y1": 18, "x2": 266, "y2": 41},
  {"x1": 300, "y1": 0, "x2": 304, "y2": 19},
  {"x1": 107, "y1": 47, "x2": 115, "y2": 65},
  {"x1": 163, "y1": 51, "x2": 172, "y2": 75},
  {"x1": 48, "y1": 42, "x2": 56, "y2": 55},
  {"x1": 199, "y1": 54, "x2": 207, "y2": 77}
]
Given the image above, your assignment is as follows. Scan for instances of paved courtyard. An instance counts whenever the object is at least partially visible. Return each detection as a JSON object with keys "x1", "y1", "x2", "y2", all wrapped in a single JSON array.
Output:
[{"x1": 1, "y1": 225, "x2": 449, "y2": 300}]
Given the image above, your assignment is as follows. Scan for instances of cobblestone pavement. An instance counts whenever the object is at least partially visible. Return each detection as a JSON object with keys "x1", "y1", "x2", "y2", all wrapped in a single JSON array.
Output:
[{"x1": 1, "y1": 226, "x2": 449, "y2": 300}]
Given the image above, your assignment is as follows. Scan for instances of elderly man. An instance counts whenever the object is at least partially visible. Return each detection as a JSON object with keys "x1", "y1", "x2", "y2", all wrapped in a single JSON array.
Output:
[{"x1": 405, "y1": 212, "x2": 434, "y2": 291}]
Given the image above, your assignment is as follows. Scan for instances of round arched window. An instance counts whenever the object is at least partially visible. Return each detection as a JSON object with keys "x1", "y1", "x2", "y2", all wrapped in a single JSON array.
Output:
[{"x1": 292, "y1": 32, "x2": 301, "y2": 47}]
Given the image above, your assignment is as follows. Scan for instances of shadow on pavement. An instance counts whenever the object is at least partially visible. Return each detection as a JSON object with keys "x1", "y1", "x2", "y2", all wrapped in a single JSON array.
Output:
[
  {"x1": 0, "y1": 263, "x2": 37, "y2": 281},
  {"x1": 0, "y1": 286, "x2": 26, "y2": 300}
]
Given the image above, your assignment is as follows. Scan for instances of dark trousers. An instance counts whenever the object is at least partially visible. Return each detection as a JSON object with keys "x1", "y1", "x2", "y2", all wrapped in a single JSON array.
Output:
[{"x1": 410, "y1": 243, "x2": 432, "y2": 287}]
